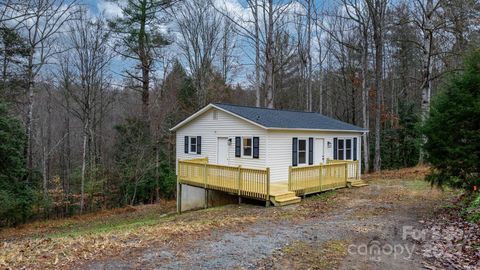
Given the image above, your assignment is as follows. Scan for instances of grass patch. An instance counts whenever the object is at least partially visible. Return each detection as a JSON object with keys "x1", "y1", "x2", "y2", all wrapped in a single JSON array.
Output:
[
  {"x1": 46, "y1": 212, "x2": 177, "y2": 239},
  {"x1": 402, "y1": 179, "x2": 430, "y2": 191},
  {"x1": 280, "y1": 240, "x2": 349, "y2": 269},
  {"x1": 309, "y1": 190, "x2": 337, "y2": 202},
  {"x1": 0, "y1": 202, "x2": 176, "y2": 241}
]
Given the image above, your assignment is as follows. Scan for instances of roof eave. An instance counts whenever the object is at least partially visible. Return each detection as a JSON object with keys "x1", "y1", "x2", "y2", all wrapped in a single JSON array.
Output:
[
  {"x1": 169, "y1": 104, "x2": 214, "y2": 131},
  {"x1": 169, "y1": 103, "x2": 269, "y2": 132},
  {"x1": 265, "y1": 127, "x2": 368, "y2": 133},
  {"x1": 170, "y1": 103, "x2": 369, "y2": 133}
]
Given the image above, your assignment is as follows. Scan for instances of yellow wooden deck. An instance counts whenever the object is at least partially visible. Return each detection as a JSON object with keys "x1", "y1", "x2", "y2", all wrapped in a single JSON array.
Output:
[{"x1": 177, "y1": 157, "x2": 361, "y2": 209}]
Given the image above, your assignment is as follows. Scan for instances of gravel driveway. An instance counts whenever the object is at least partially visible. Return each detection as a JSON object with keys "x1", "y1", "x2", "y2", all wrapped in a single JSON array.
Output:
[{"x1": 88, "y1": 176, "x2": 451, "y2": 270}]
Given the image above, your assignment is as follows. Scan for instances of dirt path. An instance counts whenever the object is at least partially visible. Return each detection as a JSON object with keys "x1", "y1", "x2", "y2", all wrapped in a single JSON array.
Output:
[{"x1": 87, "y1": 175, "x2": 453, "y2": 270}]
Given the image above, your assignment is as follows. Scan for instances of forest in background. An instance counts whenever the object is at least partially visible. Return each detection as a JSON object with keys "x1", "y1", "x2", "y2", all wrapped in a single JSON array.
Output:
[{"x1": 0, "y1": 0, "x2": 479, "y2": 226}]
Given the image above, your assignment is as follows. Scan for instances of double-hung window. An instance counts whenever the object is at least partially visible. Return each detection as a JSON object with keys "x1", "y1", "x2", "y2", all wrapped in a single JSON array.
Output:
[
  {"x1": 338, "y1": 139, "x2": 345, "y2": 160},
  {"x1": 336, "y1": 138, "x2": 353, "y2": 160},
  {"x1": 346, "y1": 139, "x2": 352, "y2": 160},
  {"x1": 190, "y1": 137, "x2": 197, "y2": 153},
  {"x1": 243, "y1": 137, "x2": 252, "y2": 157},
  {"x1": 298, "y1": 139, "x2": 307, "y2": 165}
]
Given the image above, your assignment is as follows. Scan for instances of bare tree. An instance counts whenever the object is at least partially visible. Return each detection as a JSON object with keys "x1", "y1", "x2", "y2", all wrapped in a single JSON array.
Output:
[
  {"x1": 342, "y1": 0, "x2": 371, "y2": 172},
  {"x1": 61, "y1": 10, "x2": 113, "y2": 213},
  {"x1": 175, "y1": 0, "x2": 223, "y2": 108},
  {"x1": 17, "y1": 0, "x2": 77, "y2": 178},
  {"x1": 294, "y1": 0, "x2": 314, "y2": 111},
  {"x1": 413, "y1": 0, "x2": 443, "y2": 164},
  {"x1": 218, "y1": 17, "x2": 238, "y2": 84},
  {"x1": 366, "y1": 0, "x2": 387, "y2": 172}
]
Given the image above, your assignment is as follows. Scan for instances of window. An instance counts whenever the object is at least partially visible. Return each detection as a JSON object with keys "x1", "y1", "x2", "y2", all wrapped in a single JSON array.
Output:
[
  {"x1": 346, "y1": 139, "x2": 352, "y2": 160},
  {"x1": 338, "y1": 139, "x2": 344, "y2": 160},
  {"x1": 298, "y1": 139, "x2": 307, "y2": 164},
  {"x1": 243, "y1": 137, "x2": 252, "y2": 157},
  {"x1": 190, "y1": 137, "x2": 197, "y2": 153},
  {"x1": 336, "y1": 138, "x2": 353, "y2": 160},
  {"x1": 213, "y1": 110, "x2": 218, "y2": 120}
]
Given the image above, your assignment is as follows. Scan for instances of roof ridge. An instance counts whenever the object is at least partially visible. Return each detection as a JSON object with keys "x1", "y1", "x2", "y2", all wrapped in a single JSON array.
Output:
[{"x1": 213, "y1": 102, "x2": 322, "y2": 115}]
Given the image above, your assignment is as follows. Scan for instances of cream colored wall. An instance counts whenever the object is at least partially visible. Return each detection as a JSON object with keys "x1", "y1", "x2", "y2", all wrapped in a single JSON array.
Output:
[
  {"x1": 175, "y1": 107, "x2": 267, "y2": 169},
  {"x1": 266, "y1": 130, "x2": 362, "y2": 182},
  {"x1": 174, "y1": 107, "x2": 363, "y2": 210}
]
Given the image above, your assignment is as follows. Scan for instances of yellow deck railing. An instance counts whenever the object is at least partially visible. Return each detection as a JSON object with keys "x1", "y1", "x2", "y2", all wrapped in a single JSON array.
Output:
[
  {"x1": 326, "y1": 160, "x2": 360, "y2": 180},
  {"x1": 288, "y1": 162, "x2": 348, "y2": 195},
  {"x1": 178, "y1": 159, "x2": 270, "y2": 201}
]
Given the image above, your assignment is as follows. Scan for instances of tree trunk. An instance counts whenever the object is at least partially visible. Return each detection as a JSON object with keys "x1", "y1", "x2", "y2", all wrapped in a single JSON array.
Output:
[
  {"x1": 369, "y1": 0, "x2": 385, "y2": 172},
  {"x1": 254, "y1": 0, "x2": 261, "y2": 107},
  {"x1": 25, "y1": 53, "x2": 35, "y2": 180},
  {"x1": 306, "y1": 0, "x2": 312, "y2": 112},
  {"x1": 265, "y1": 0, "x2": 274, "y2": 109},
  {"x1": 361, "y1": 28, "x2": 370, "y2": 172},
  {"x1": 419, "y1": 0, "x2": 434, "y2": 165},
  {"x1": 139, "y1": 0, "x2": 150, "y2": 123},
  {"x1": 373, "y1": 31, "x2": 383, "y2": 172},
  {"x1": 80, "y1": 120, "x2": 88, "y2": 214}
]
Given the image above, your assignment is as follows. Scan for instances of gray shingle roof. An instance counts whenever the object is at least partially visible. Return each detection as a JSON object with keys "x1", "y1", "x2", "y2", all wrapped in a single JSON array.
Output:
[{"x1": 214, "y1": 103, "x2": 366, "y2": 132}]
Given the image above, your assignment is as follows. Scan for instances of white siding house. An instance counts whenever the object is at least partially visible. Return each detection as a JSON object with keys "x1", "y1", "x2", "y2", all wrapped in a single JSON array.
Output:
[{"x1": 171, "y1": 103, "x2": 367, "y2": 211}]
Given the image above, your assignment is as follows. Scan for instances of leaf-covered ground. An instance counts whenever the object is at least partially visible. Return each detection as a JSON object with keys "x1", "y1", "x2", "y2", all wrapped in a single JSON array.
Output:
[{"x1": 1, "y1": 166, "x2": 477, "y2": 269}]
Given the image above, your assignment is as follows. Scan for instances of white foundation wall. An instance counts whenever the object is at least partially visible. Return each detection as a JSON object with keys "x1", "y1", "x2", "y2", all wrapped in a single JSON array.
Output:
[{"x1": 266, "y1": 130, "x2": 362, "y2": 182}]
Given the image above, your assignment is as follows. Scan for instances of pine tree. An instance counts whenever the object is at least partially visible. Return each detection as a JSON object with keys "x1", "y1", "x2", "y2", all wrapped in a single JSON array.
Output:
[
  {"x1": 423, "y1": 50, "x2": 480, "y2": 191},
  {"x1": 0, "y1": 102, "x2": 33, "y2": 226}
]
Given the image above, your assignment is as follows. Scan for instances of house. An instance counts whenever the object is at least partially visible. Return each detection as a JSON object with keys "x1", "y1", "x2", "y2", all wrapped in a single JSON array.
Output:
[{"x1": 170, "y1": 103, "x2": 368, "y2": 212}]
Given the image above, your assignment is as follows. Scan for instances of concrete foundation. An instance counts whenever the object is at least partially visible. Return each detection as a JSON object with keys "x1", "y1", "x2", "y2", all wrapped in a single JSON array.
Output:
[{"x1": 177, "y1": 184, "x2": 237, "y2": 212}]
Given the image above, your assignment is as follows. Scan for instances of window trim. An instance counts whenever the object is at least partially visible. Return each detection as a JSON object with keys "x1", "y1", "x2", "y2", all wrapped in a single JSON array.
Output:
[
  {"x1": 189, "y1": 136, "x2": 197, "y2": 154},
  {"x1": 336, "y1": 138, "x2": 354, "y2": 160},
  {"x1": 242, "y1": 136, "x2": 253, "y2": 158},
  {"x1": 345, "y1": 138, "x2": 352, "y2": 161},
  {"x1": 297, "y1": 138, "x2": 308, "y2": 165}
]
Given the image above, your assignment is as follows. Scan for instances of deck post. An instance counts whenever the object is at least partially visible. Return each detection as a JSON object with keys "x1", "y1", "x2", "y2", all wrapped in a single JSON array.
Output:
[
  {"x1": 266, "y1": 167, "x2": 271, "y2": 207},
  {"x1": 238, "y1": 166, "x2": 242, "y2": 204},
  {"x1": 203, "y1": 163, "x2": 208, "y2": 209},
  {"x1": 203, "y1": 163, "x2": 208, "y2": 189},
  {"x1": 288, "y1": 166, "x2": 292, "y2": 191},
  {"x1": 319, "y1": 164, "x2": 323, "y2": 192},
  {"x1": 204, "y1": 189, "x2": 208, "y2": 209},
  {"x1": 344, "y1": 162, "x2": 348, "y2": 187},
  {"x1": 177, "y1": 182, "x2": 182, "y2": 214},
  {"x1": 357, "y1": 160, "x2": 360, "y2": 180}
]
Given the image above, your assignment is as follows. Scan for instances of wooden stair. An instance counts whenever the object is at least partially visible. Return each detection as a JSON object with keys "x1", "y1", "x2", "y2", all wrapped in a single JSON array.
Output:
[
  {"x1": 270, "y1": 191, "x2": 301, "y2": 206},
  {"x1": 348, "y1": 179, "x2": 368, "y2": 187}
]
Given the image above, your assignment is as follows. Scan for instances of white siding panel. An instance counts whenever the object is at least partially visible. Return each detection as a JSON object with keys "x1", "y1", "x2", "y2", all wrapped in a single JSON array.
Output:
[
  {"x1": 174, "y1": 106, "x2": 363, "y2": 193},
  {"x1": 266, "y1": 130, "x2": 362, "y2": 182}
]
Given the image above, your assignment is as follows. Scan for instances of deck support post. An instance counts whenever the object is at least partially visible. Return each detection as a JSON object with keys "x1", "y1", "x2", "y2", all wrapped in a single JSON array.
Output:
[
  {"x1": 238, "y1": 165, "x2": 242, "y2": 204},
  {"x1": 266, "y1": 168, "x2": 271, "y2": 207},
  {"x1": 344, "y1": 162, "x2": 348, "y2": 187},
  {"x1": 177, "y1": 182, "x2": 182, "y2": 214},
  {"x1": 204, "y1": 163, "x2": 208, "y2": 209},
  {"x1": 319, "y1": 165, "x2": 323, "y2": 192},
  {"x1": 204, "y1": 189, "x2": 208, "y2": 209},
  {"x1": 288, "y1": 166, "x2": 292, "y2": 191}
]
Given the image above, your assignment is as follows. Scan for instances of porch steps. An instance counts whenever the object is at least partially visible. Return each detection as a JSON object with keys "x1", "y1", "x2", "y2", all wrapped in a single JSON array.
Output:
[
  {"x1": 270, "y1": 191, "x2": 301, "y2": 207},
  {"x1": 348, "y1": 179, "x2": 368, "y2": 187}
]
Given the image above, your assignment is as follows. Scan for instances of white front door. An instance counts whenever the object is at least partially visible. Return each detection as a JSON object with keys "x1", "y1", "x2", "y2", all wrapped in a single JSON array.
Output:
[
  {"x1": 314, "y1": 138, "x2": 325, "y2": 164},
  {"x1": 217, "y1": 137, "x2": 228, "y2": 165}
]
